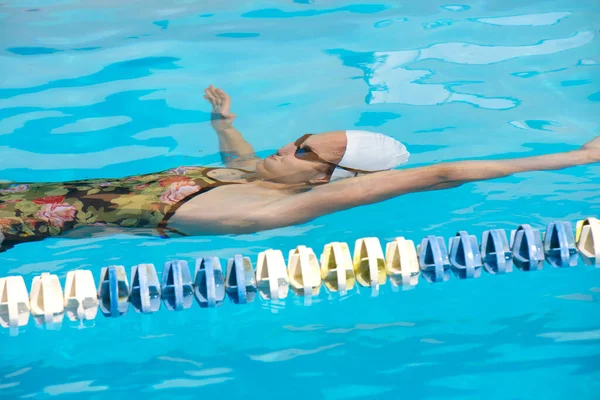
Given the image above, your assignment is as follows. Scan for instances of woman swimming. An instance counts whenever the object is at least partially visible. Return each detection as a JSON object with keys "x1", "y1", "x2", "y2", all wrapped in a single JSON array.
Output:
[{"x1": 1, "y1": 85, "x2": 599, "y2": 252}]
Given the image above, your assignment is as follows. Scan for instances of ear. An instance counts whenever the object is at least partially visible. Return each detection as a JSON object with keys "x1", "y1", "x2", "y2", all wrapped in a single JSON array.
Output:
[{"x1": 308, "y1": 175, "x2": 330, "y2": 185}]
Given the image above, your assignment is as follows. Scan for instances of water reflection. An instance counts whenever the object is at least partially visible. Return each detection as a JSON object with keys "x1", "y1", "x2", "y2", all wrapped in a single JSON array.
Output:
[
  {"x1": 249, "y1": 343, "x2": 344, "y2": 362},
  {"x1": 329, "y1": 31, "x2": 594, "y2": 109},
  {"x1": 473, "y1": 12, "x2": 571, "y2": 27}
]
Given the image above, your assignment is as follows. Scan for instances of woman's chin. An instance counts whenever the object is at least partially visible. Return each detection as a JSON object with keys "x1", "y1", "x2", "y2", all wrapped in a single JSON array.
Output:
[
  {"x1": 255, "y1": 159, "x2": 268, "y2": 177},
  {"x1": 256, "y1": 159, "x2": 287, "y2": 183}
]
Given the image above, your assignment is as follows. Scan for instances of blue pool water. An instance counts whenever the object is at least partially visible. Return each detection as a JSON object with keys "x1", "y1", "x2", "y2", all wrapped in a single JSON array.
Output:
[{"x1": 1, "y1": 0, "x2": 600, "y2": 398}]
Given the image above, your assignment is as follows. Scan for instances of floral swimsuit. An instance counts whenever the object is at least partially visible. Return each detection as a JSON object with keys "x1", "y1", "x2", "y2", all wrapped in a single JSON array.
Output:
[{"x1": 0, "y1": 166, "x2": 241, "y2": 252}]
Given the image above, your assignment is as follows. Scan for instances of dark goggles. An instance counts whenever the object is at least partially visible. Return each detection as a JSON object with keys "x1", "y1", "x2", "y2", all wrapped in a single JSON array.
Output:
[
  {"x1": 293, "y1": 134, "x2": 331, "y2": 164},
  {"x1": 293, "y1": 133, "x2": 363, "y2": 176}
]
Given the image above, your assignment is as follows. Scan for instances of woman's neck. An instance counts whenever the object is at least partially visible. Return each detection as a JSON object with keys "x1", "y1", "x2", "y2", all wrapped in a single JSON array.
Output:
[{"x1": 251, "y1": 178, "x2": 312, "y2": 193}]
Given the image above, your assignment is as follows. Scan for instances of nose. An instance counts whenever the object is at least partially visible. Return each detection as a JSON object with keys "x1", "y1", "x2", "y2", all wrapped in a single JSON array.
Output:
[{"x1": 277, "y1": 143, "x2": 296, "y2": 156}]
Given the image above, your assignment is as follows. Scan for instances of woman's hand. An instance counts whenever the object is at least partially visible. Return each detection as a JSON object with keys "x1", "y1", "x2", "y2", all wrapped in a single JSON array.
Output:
[{"x1": 204, "y1": 85, "x2": 236, "y2": 132}]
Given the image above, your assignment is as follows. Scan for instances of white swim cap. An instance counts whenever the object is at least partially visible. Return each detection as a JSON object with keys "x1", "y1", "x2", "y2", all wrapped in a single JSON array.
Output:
[{"x1": 330, "y1": 130, "x2": 410, "y2": 181}]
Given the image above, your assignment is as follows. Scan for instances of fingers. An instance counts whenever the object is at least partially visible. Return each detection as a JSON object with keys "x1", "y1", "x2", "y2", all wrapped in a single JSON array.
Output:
[
  {"x1": 204, "y1": 85, "x2": 218, "y2": 106},
  {"x1": 204, "y1": 88, "x2": 216, "y2": 104},
  {"x1": 216, "y1": 88, "x2": 229, "y2": 101},
  {"x1": 215, "y1": 89, "x2": 231, "y2": 116},
  {"x1": 204, "y1": 85, "x2": 221, "y2": 106},
  {"x1": 204, "y1": 86, "x2": 231, "y2": 116}
]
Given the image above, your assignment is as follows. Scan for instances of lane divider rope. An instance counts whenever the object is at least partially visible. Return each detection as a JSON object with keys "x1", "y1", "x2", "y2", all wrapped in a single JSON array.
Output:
[{"x1": 0, "y1": 218, "x2": 598, "y2": 336}]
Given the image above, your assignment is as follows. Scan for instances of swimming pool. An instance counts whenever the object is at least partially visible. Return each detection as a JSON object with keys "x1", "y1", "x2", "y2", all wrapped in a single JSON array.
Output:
[{"x1": 1, "y1": 0, "x2": 599, "y2": 398}]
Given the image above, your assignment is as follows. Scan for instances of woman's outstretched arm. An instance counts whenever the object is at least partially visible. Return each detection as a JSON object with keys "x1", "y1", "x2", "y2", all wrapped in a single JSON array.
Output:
[
  {"x1": 204, "y1": 85, "x2": 259, "y2": 170},
  {"x1": 254, "y1": 137, "x2": 600, "y2": 229}
]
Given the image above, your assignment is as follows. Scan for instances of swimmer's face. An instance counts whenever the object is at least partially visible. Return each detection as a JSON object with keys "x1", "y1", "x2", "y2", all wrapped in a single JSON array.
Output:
[{"x1": 256, "y1": 130, "x2": 347, "y2": 185}]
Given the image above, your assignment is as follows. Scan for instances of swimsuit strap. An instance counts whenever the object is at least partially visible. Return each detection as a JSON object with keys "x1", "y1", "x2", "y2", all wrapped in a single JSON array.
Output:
[{"x1": 156, "y1": 226, "x2": 188, "y2": 239}]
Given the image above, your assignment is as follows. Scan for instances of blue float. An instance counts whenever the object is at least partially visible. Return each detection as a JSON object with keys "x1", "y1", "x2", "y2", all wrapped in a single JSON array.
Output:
[
  {"x1": 98, "y1": 266, "x2": 129, "y2": 317},
  {"x1": 448, "y1": 231, "x2": 482, "y2": 279},
  {"x1": 543, "y1": 221, "x2": 577, "y2": 268},
  {"x1": 161, "y1": 261, "x2": 194, "y2": 311},
  {"x1": 225, "y1": 254, "x2": 257, "y2": 304},
  {"x1": 480, "y1": 229, "x2": 513, "y2": 274},
  {"x1": 510, "y1": 225, "x2": 544, "y2": 271},
  {"x1": 193, "y1": 257, "x2": 225, "y2": 308},
  {"x1": 130, "y1": 264, "x2": 161, "y2": 313},
  {"x1": 418, "y1": 236, "x2": 451, "y2": 283}
]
